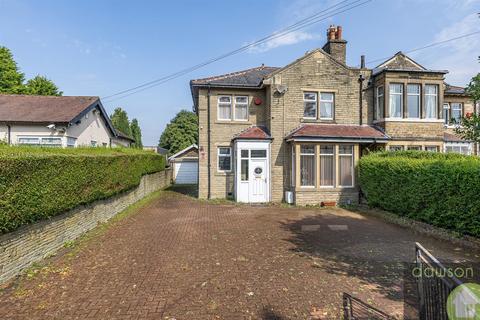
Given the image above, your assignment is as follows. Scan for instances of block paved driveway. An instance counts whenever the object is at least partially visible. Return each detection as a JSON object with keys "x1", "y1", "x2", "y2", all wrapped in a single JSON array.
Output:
[{"x1": 1, "y1": 187, "x2": 479, "y2": 320}]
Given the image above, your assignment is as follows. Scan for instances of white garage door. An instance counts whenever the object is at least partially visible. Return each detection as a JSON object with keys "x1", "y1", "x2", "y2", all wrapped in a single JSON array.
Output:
[{"x1": 174, "y1": 161, "x2": 198, "y2": 184}]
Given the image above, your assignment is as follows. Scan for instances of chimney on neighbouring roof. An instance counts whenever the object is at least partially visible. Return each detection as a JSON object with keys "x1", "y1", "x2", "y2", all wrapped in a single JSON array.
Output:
[{"x1": 322, "y1": 25, "x2": 347, "y2": 65}]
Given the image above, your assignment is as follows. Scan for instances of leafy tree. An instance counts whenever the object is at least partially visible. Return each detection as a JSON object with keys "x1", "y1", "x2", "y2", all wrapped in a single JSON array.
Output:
[
  {"x1": 454, "y1": 73, "x2": 480, "y2": 144},
  {"x1": 25, "y1": 75, "x2": 62, "y2": 96},
  {"x1": 0, "y1": 46, "x2": 25, "y2": 94},
  {"x1": 110, "y1": 107, "x2": 132, "y2": 137},
  {"x1": 130, "y1": 118, "x2": 143, "y2": 148},
  {"x1": 159, "y1": 110, "x2": 198, "y2": 154}
]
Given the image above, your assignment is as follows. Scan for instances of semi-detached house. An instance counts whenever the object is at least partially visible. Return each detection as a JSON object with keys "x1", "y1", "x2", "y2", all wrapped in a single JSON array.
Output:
[{"x1": 190, "y1": 25, "x2": 477, "y2": 205}]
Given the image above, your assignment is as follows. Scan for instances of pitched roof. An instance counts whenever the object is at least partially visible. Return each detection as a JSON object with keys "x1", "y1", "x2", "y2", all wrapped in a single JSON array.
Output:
[
  {"x1": 444, "y1": 132, "x2": 467, "y2": 142},
  {"x1": 0, "y1": 95, "x2": 99, "y2": 123},
  {"x1": 445, "y1": 84, "x2": 467, "y2": 95},
  {"x1": 286, "y1": 124, "x2": 388, "y2": 141},
  {"x1": 233, "y1": 126, "x2": 272, "y2": 140},
  {"x1": 191, "y1": 65, "x2": 279, "y2": 88},
  {"x1": 168, "y1": 144, "x2": 198, "y2": 161},
  {"x1": 373, "y1": 52, "x2": 448, "y2": 76},
  {"x1": 114, "y1": 129, "x2": 135, "y2": 142}
]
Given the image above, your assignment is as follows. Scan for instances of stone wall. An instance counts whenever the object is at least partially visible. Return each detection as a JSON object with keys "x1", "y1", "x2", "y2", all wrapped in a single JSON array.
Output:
[{"x1": 0, "y1": 169, "x2": 172, "y2": 284}]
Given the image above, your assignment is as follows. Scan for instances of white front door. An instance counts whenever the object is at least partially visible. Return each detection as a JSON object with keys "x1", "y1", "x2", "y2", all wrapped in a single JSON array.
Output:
[
  {"x1": 235, "y1": 140, "x2": 270, "y2": 203},
  {"x1": 249, "y1": 158, "x2": 267, "y2": 203}
]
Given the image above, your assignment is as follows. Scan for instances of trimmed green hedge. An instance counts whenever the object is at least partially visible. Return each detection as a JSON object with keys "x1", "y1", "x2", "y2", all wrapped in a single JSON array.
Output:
[
  {"x1": 359, "y1": 151, "x2": 480, "y2": 237},
  {"x1": 0, "y1": 146, "x2": 165, "y2": 233}
]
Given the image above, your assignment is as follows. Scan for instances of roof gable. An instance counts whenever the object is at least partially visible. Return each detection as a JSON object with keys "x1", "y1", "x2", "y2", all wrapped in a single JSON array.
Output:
[
  {"x1": 375, "y1": 52, "x2": 426, "y2": 71},
  {"x1": 168, "y1": 144, "x2": 198, "y2": 161}
]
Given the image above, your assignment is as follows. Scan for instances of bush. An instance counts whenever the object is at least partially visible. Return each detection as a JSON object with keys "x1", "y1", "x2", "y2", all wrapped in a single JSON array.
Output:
[
  {"x1": 359, "y1": 151, "x2": 480, "y2": 237},
  {"x1": 0, "y1": 146, "x2": 165, "y2": 233}
]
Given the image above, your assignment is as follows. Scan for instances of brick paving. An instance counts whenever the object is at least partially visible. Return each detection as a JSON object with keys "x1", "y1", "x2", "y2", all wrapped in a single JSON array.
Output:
[{"x1": 1, "y1": 188, "x2": 479, "y2": 319}]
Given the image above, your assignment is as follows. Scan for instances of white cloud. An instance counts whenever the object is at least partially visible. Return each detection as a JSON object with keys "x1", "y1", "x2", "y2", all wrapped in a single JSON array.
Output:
[
  {"x1": 416, "y1": 13, "x2": 480, "y2": 86},
  {"x1": 247, "y1": 30, "x2": 317, "y2": 53}
]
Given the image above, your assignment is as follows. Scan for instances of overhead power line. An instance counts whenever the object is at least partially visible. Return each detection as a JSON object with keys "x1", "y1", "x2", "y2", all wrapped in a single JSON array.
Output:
[
  {"x1": 102, "y1": 0, "x2": 372, "y2": 103},
  {"x1": 365, "y1": 31, "x2": 480, "y2": 66}
]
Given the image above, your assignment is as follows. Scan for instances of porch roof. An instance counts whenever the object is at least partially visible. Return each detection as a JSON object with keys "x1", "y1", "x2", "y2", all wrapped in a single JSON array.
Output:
[
  {"x1": 233, "y1": 126, "x2": 272, "y2": 140},
  {"x1": 285, "y1": 124, "x2": 389, "y2": 143}
]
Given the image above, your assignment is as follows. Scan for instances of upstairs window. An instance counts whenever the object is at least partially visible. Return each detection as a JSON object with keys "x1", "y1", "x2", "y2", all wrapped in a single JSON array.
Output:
[
  {"x1": 218, "y1": 96, "x2": 232, "y2": 120},
  {"x1": 376, "y1": 86, "x2": 384, "y2": 119},
  {"x1": 407, "y1": 84, "x2": 420, "y2": 118},
  {"x1": 303, "y1": 92, "x2": 317, "y2": 119},
  {"x1": 319, "y1": 93, "x2": 334, "y2": 120},
  {"x1": 217, "y1": 147, "x2": 232, "y2": 172},
  {"x1": 425, "y1": 85, "x2": 438, "y2": 119},
  {"x1": 389, "y1": 84, "x2": 403, "y2": 118},
  {"x1": 451, "y1": 103, "x2": 463, "y2": 124},
  {"x1": 234, "y1": 96, "x2": 248, "y2": 121},
  {"x1": 443, "y1": 103, "x2": 450, "y2": 125}
]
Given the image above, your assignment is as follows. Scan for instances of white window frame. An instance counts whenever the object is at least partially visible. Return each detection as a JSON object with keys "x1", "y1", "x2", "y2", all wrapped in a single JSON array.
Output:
[
  {"x1": 407, "y1": 145, "x2": 422, "y2": 151},
  {"x1": 424, "y1": 84, "x2": 438, "y2": 119},
  {"x1": 233, "y1": 96, "x2": 249, "y2": 121},
  {"x1": 338, "y1": 145, "x2": 354, "y2": 188},
  {"x1": 388, "y1": 145, "x2": 404, "y2": 151},
  {"x1": 319, "y1": 145, "x2": 335, "y2": 188},
  {"x1": 17, "y1": 136, "x2": 63, "y2": 147},
  {"x1": 443, "y1": 103, "x2": 451, "y2": 125},
  {"x1": 67, "y1": 137, "x2": 77, "y2": 148},
  {"x1": 217, "y1": 147, "x2": 232, "y2": 172},
  {"x1": 217, "y1": 95, "x2": 232, "y2": 121},
  {"x1": 376, "y1": 86, "x2": 384, "y2": 120},
  {"x1": 424, "y1": 146, "x2": 439, "y2": 152},
  {"x1": 389, "y1": 83, "x2": 404, "y2": 119},
  {"x1": 406, "y1": 84, "x2": 421, "y2": 119},
  {"x1": 17, "y1": 136, "x2": 40, "y2": 145},
  {"x1": 303, "y1": 92, "x2": 318, "y2": 120},
  {"x1": 444, "y1": 142, "x2": 471, "y2": 155},
  {"x1": 451, "y1": 102, "x2": 463, "y2": 124},
  {"x1": 319, "y1": 92, "x2": 334, "y2": 120}
]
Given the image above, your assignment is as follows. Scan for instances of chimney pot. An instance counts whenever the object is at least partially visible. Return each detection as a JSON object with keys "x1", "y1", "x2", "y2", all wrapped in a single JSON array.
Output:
[
  {"x1": 360, "y1": 55, "x2": 365, "y2": 68},
  {"x1": 336, "y1": 26, "x2": 342, "y2": 40}
]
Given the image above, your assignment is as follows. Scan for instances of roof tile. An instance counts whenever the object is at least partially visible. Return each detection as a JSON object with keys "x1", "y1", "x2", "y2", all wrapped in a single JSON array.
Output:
[{"x1": 286, "y1": 124, "x2": 388, "y2": 140}]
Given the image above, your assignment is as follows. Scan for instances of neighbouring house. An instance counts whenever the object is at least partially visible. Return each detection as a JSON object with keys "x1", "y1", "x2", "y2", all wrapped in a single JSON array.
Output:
[
  {"x1": 168, "y1": 144, "x2": 198, "y2": 184},
  {"x1": 190, "y1": 25, "x2": 478, "y2": 205},
  {"x1": 0, "y1": 95, "x2": 133, "y2": 147},
  {"x1": 143, "y1": 146, "x2": 169, "y2": 155}
]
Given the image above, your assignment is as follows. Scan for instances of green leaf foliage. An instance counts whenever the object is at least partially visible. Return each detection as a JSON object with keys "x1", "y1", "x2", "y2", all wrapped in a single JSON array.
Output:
[
  {"x1": 25, "y1": 75, "x2": 62, "y2": 96},
  {"x1": 466, "y1": 73, "x2": 480, "y2": 102},
  {"x1": 0, "y1": 146, "x2": 165, "y2": 234},
  {"x1": 359, "y1": 151, "x2": 480, "y2": 237},
  {"x1": 159, "y1": 110, "x2": 198, "y2": 155},
  {"x1": 0, "y1": 46, "x2": 25, "y2": 94},
  {"x1": 130, "y1": 118, "x2": 143, "y2": 148},
  {"x1": 110, "y1": 107, "x2": 132, "y2": 138}
]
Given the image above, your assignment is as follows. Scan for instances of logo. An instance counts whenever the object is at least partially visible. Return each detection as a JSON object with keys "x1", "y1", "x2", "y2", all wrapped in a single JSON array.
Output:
[{"x1": 447, "y1": 283, "x2": 480, "y2": 319}]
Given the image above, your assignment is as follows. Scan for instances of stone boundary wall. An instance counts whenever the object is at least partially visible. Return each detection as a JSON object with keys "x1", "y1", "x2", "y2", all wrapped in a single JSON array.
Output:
[{"x1": 0, "y1": 169, "x2": 172, "y2": 284}]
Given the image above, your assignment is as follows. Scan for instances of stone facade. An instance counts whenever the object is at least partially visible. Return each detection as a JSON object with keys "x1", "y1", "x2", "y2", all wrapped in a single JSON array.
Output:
[{"x1": 0, "y1": 169, "x2": 172, "y2": 284}]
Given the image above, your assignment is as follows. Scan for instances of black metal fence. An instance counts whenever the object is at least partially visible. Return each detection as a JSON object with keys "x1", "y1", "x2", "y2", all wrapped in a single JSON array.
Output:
[
  {"x1": 343, "y1": 293, "x2": 395, "y2": 320},
  {"x1": 414, "y1": 242, "x2": 463, "y2": 320}
]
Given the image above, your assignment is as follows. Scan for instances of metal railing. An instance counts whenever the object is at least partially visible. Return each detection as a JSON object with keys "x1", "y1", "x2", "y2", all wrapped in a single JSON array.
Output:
[
  {"x1": 343, "y1": 293, "x2": 395, "y2": 320},
  {"x1": 415, "y1": 242, "x2": 463, "y2": 320}
]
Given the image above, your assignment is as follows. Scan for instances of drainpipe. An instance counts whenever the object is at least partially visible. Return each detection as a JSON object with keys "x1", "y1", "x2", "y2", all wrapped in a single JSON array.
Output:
[
  {"x1": 207, "y1": 84, "x2": 212, "y2": 199},
  {"x1": 6, "y1": 124, "x2": 11, "y2": 145},
  {"x1": 358, "y1": 74, "x2": 365, "y2": 125}
]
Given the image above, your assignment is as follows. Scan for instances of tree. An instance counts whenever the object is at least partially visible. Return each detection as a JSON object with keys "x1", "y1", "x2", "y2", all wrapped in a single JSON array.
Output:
[
  {"x1": 130, "y1": 118, "x2": 143, "y2": 148},
  {"x1": 110, "y1": 107, "x2": 132, "y2": 137},
  {"x1": 25, "y1": 75, "x2": 62, "y2": 96},
  {"x1": 0, "y1": 46, "x2": 25, "y2": 94},
  {"x1": 159, "y1": 110, "x2": 198, "y2": 155},
  {"x1": 455, "y1": 73, "x2": 480, "y2": 144}
]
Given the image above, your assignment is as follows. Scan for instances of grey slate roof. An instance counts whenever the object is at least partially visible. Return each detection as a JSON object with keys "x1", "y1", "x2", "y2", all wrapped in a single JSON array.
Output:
[
  {"x1": 190, "y1": 65, "x2": 279, "y2": 88},
  {"x1": 445, "y1": 84, "x2": 467, "y2": 95}
]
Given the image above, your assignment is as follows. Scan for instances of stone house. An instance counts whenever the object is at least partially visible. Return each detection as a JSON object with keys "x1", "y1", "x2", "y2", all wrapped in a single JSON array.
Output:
[
  {"x1": 0, "y1": 95, "x2": 134, "y2": 147},
  {"x1": 190, "y1": 25, "x2": 477, "y2": 205}
]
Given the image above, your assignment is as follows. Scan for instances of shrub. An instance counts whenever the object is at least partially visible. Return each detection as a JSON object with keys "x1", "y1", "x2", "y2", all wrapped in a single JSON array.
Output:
[
  {"x1": 359, "y1": 151, "x2": 480, "y2": 237},
  {"x1": 0, "y1": 146, "x2": 165, "y2": 233}
]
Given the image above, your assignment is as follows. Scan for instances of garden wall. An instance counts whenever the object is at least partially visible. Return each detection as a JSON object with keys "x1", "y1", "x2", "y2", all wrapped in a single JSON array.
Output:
[{"x1": 0, "y1": 169, "x2": 171, "y2": 284}]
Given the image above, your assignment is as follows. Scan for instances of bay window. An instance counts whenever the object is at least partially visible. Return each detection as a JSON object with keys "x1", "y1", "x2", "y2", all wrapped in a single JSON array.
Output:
[
  {"x1": 407, "y1": 84, "x2": 420, "y2": 118},
  {"x1": 425, "y1": 85, "x2": 438, "y2": 119},
  {"x1": 319, "y1": 93, "x2": 334, "y2": 120},
  {"x1": 338, "y1": 145, "x2": 354, "y2": 187},
  {"x1": 303, "y1": 92, "x2": 317, "y2": 119},
  {"x1": 320, "y1": 145, "x2": 335, "y2": 187},
  {"x1": 376, "y1": 86, "x2": 384, "y2": 119},
  {"x1": 300, "y1": 145, "x2": 315, "y2": 186},
  {"x1": 389, "y1": 84, "x2": 403, "y2": 118}
]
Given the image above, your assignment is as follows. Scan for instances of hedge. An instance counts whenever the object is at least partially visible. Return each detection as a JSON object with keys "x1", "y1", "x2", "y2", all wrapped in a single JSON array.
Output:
[
  {"x1": 0, "y1": 146, "x2": 165, "y2": 234},
  {"x1": 359, "y1": 151, "x2": 480, "y2": 237}
]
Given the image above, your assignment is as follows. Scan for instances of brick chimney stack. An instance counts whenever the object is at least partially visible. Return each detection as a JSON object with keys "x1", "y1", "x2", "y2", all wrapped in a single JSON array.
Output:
[{"x1": 322, "y1": 25, "x2": 347, "y2": 64}]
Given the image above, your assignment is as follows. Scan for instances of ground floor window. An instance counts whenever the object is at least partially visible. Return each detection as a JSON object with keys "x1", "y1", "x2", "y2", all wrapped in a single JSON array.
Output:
[
  {"x1": 445, "y1": 143, "x2": 471, "y2": 155},
  {"x1": 18, "y1": 136, "x2": 62, "y2": 147},
  {"x1": 240, "y1": 149, "x2": 248, "y2": 181},
  {"x1": 424, "y1": 146, "x2": 439, "y2": 152},
  {"x1": 319, "y1": 145, "x2": 335, "y2": 187},
  {"x1": 339, "y1": 145, "x2": 354, "y2": 187},
  {"x1": 388, "y1": 145, "x2": 404, "y2": 151},
  {"x1": 407, "y1": 146, "x2": 422, "y2": 151},
  {"x1": 300, "y1": 145, "x2": 315, "y2": 186},
  {"x1": 218, "y1": 147, "x2": 232, "y2": 171}
]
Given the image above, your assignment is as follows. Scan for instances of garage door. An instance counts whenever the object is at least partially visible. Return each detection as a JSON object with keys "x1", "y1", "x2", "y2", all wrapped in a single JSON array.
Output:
[{"x1": 174, "y1": 161, "x2": 198, "y2": 184}]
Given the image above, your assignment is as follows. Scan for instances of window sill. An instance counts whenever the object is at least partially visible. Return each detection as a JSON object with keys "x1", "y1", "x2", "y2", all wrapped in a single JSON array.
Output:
[
  {"x1": 214, "y1": 121, "x2": 252, "y2": 125},
  {"x1": 301, "y1": 119, "x2": 336, "y2": 124},
  {"x1": 373, "y1": 118, "x2": 444, "y2": 123},
  {"x1": 295, "y1": 186, "x2": 356, "y2": 192},
  {"x1": 215, "y1": 171, "x2": 233, "y2": 176}
]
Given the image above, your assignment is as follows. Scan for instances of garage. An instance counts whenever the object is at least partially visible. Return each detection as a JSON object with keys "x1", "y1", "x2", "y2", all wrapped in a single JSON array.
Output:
[{"x1": 168, "y1": 144, "x2": 198, "y2": 185}]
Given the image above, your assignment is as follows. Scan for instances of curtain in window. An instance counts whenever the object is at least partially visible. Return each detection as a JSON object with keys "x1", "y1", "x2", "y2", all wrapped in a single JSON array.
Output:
[
  {"x1": 218, "y1": 96, "x2": 232, "y2": 120},
  {"x1": 234, "y1": 96, "x2": 248, "y2": 120},
  {"x1": 339, "y1": 145, "x2": 353, "y2": 187},
  {"x1": 300, "y1": 145, "x2": 315, "y2": 186},
  {"x1": 425, "y1": 85, "x2": 438, "y2": 119},
  {"x1": 376, "y1": 86, "x2": 384, "y2": 119},
  {"x1": 389, "y1": 84, "x2": 403, "y2": 118},
  {"x1": 320, "y1": 93, "x2": 334, "y2": 119},
  {"x1": 320, "y1": 146, "x2": 334, "y2": 186},
  {"x1": 407, "y1": 84, "x2": 420, "y2": 118},
  {"x1": 451, "y1": 103, "x2": 462, "y2": 123}
]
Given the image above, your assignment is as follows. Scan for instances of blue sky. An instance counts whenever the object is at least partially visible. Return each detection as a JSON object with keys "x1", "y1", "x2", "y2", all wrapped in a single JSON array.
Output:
[{"x1": 0, "y1": 0, "x2": 478, "y2": 145}]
